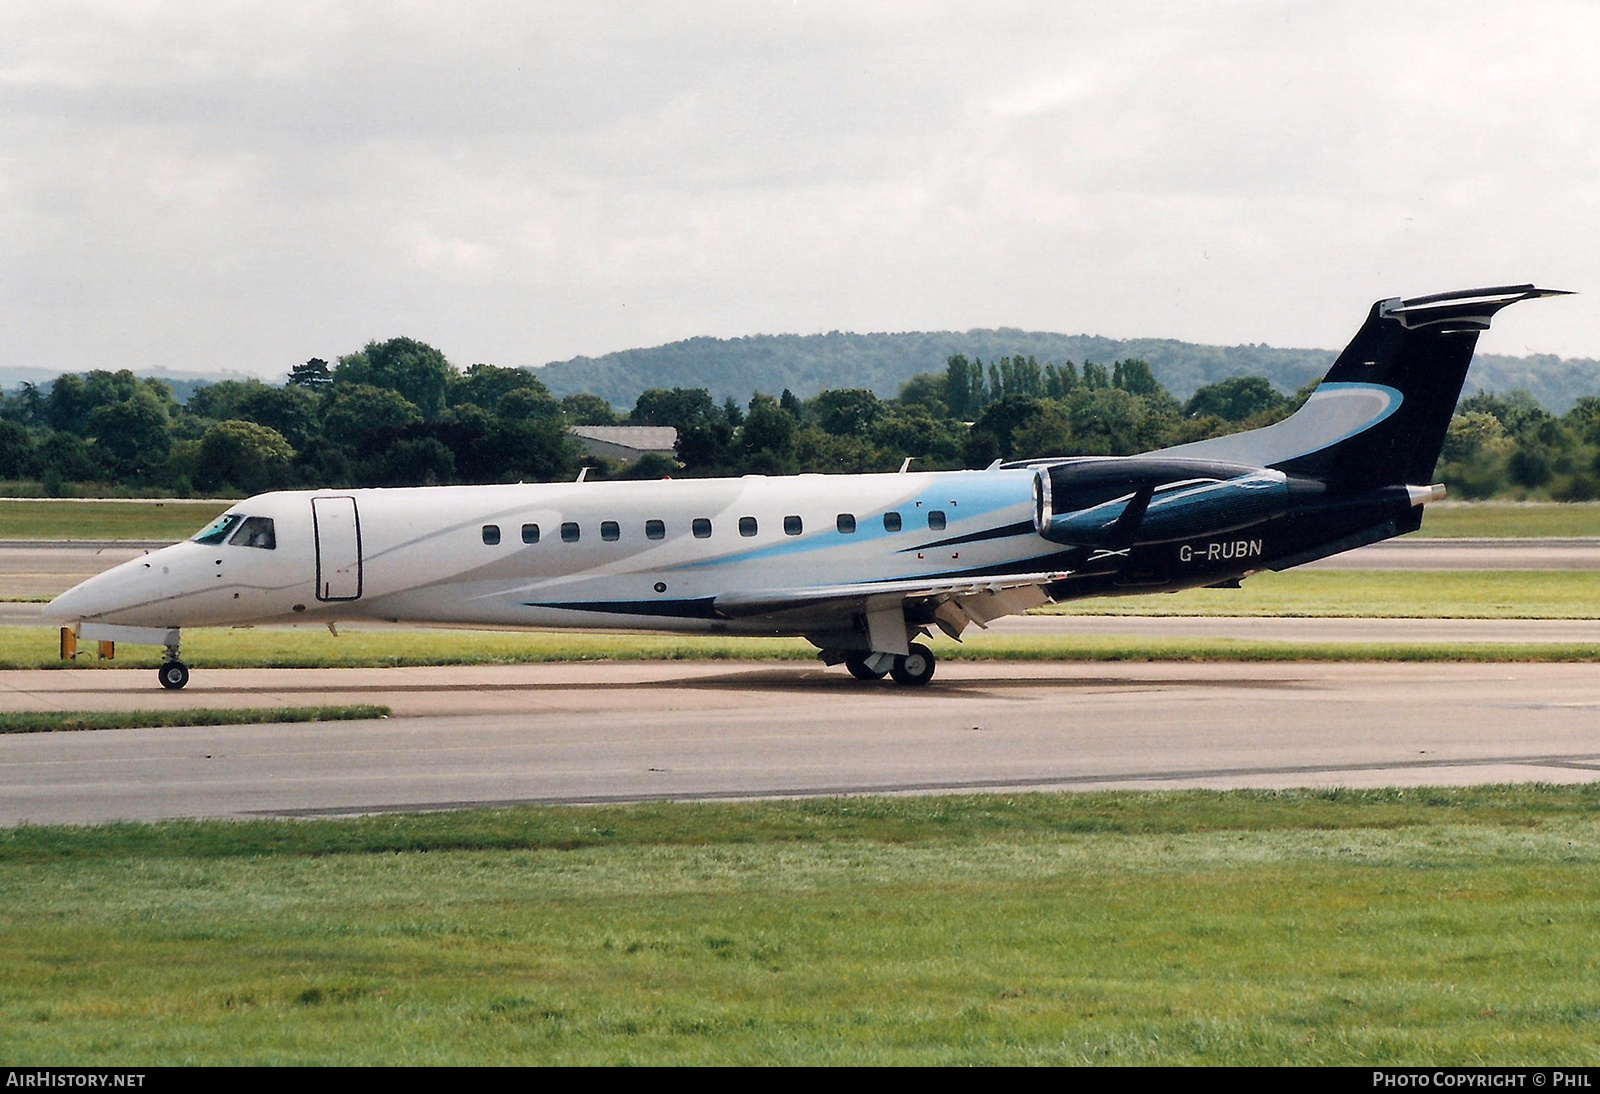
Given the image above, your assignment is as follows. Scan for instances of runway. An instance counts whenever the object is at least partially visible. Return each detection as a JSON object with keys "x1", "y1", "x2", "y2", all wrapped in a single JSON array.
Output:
[
  {"x1": 0, "y1": 543, "x2": 158, "y2": 600},
  {"x1": 2, "y1": 660, "x2": 1598, "y2": 825},
  {"x1": 2, "y1": 536, "x2": 1600, "y2": 599},
  {"x1": 4, "y1": 533, "x2": 1597, "y2": 826}
]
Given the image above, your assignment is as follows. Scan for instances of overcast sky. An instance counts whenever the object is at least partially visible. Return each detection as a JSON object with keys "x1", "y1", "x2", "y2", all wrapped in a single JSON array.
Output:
[{"x1": 2, "y1": 1, "x2": 1596, "y2": 381}]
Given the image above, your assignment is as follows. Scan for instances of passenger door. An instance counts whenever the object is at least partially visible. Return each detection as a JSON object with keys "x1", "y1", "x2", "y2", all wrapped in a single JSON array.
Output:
[{"x1": 312, "y1": 496, "x2": 363, "y2": 601}]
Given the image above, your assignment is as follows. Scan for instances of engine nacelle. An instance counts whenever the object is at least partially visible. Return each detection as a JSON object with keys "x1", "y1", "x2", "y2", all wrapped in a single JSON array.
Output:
[{"x1": 1032, "y1": 456, "x2": 1317, "y2": 547}]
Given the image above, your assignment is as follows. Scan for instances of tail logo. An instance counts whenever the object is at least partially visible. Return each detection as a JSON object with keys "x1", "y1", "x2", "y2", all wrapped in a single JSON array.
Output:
[{"x1": 1156, "y1": 382, "x2": 1403, "y2": 467}]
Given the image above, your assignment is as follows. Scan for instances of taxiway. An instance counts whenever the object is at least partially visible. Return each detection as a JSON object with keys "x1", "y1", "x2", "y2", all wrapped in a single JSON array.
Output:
[
  {"x1": 1, "y1": 660, "x2": 1597, "y2": 825},
  {"x1": 2, "y1": 536, "x2": 1599, "y2": 599}
]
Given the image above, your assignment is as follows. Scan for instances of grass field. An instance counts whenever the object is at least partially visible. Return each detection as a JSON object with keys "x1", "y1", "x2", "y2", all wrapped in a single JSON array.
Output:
[
  {"x1": 2, "y1": 498, "x2": 1600, "y2": 542},
  {"x1": 1420, "y1": 502, "x2": 1600, "y2": 538},
  {"x1": 17, "y1": 569, "x2": 1600, "y2": 617},
  {"x1": 6, "y1": 624, "x2": 1600, "y2": 670},
  {"x1": 0, "y1": 705, "x2": 389, "y2": 734},
  {"x1": 0, "y1": 499, "x2": 230, "y2": 541},
  {"x1": 13, "y1": 571, "x2": 1593, "y2": 619},
  {"x1": 7, "y1": 569, "x2": 1600, "y2": 669},
  {"x1": 1, "y1": 787, "x2": 1598, "y2": 1065}
]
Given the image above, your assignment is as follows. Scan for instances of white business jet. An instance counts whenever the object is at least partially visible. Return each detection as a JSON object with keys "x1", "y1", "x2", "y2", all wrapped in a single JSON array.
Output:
[{"x1": 46, "y1": 285, "x2": 1567, "y2": 689}]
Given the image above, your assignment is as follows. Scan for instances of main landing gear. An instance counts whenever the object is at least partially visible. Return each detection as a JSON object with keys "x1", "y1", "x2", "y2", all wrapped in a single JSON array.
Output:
[
  {"x1": 844, "y1": 652, "x2": 888, "y2": 680},
  {"x1": 158, "y1": 635, "x2": 189, "y2": 690},
  {"x1": 840, "y1": 643, "x2": 937, "y2": 686},
  {"x1": 889, "y1": 643, "x2": 936, "y2": 686}
]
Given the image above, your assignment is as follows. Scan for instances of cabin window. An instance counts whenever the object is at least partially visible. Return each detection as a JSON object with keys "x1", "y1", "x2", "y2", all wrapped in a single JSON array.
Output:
[
  {"x1": 883, "y1": 511, "x2": 902, "y2": 532},
  {"x1": 836, "y1": 513, "x2": 856, "y2": 534},
  {"x1": 692, "y1": 517, "x2": 712, "y2": 539},
  {"x1": 229, "y1": 516, "x2": 277, "y2": 550},
  {"x1": 193, "y1": 513, "x2": 244, "y2": 545},
  {"x1": 601, "y1": 520, "x2": 620, "y2": 542},
  {"x1": 784, "y1": 515, "x2": 802, "y2": 536},
  {"x1": 482, "y1": 524, "x2": 501, "y2": 545},
  {"x1": 561, "y1": 522, "x2": 580, "y2": 543},
  {"x1": 927, "y1": 510, "x2": 947, "y2": 531},
  {"x1": 739, "y1": 516, "x2": 758, "y2": 537},
  {"x1": 522, "y1": 523, "x2": 540, "y2": 544},
  {"x1": 645, "y1": 519, "x2": 665, "y2": 540}
]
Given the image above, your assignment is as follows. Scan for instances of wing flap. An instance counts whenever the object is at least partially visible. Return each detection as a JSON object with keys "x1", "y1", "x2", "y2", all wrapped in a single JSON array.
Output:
[{"x1": 712, "y1": 570, "x2": 1071, "y2": 619}]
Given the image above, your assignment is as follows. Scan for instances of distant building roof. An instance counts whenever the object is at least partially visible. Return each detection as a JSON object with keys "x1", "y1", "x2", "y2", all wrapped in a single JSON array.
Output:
[{"x1": 567, "y1": 425, "x2": 678, "y2": 465}]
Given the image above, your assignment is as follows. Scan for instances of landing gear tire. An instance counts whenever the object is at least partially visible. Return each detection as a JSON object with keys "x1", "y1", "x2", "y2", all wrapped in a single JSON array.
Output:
[
  {"x1": 845, "y1": 653, "x2": 888, "y2": 681},
  {"x1": 890, "y1": 643, "x2": 936, "y2": 686},
  {"x1": 158, "y1": 660, "x2": 190, "y2": 691}
]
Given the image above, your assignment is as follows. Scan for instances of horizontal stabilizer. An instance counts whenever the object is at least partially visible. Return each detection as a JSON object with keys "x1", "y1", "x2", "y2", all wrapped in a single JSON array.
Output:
[{"x1": 1379, "y1": 285, "x2": 1572, "y2": 331}]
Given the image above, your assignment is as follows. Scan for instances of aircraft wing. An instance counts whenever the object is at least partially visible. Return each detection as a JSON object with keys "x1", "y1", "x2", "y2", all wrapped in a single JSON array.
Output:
[
  {"x1": 714, "y1": 570, "x2": 1070, "y2": 616},
  {"x1": 714, "y1": 569, "x2": 1071, "y2": 645}
]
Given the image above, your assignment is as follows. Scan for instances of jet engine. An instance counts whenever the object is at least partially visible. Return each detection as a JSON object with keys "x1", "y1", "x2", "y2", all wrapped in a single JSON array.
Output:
[{"x1": 1031, "y1": 457, "x2": 1320, "y2": 548}]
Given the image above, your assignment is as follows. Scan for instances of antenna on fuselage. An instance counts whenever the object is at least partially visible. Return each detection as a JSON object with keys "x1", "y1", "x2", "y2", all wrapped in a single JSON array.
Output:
[
  {"x1": 898, "y1": 457, "x2": 915, "y2": 474},
  {"x1": 984, "y1": 458, "x2": 1003, "y2": 471},
  {"x1": 575, "y1": 467, "x2": 589, "y2": 482}
]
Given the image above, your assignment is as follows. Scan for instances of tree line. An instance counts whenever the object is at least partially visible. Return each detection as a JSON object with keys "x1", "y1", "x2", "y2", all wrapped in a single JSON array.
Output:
[
  {"x1": 1, "y1": 336, "x2": 1596, "y2": 500},
  {"x1": 529, "y1": 326, "x2": 1600, "y2": 418}
]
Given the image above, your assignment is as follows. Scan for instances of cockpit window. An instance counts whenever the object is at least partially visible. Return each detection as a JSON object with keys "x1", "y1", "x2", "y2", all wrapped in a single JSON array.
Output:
[
  {"x1": 228, "y1": 516, "x2": 277, "y2": 550},
  {"x1": 193, "y1": 513, "x2": 244, "y2": 545}
]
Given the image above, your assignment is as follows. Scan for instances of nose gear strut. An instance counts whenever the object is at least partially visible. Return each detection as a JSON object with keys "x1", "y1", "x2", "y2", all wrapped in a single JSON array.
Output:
[{"x1": 158, "y1": 635, "x2": 189, "y2": 691}]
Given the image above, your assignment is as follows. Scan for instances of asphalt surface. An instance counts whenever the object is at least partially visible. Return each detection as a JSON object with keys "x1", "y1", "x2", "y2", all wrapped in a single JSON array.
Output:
[
  {"x1": 2, "y1": 660, "x2": 1599, "y2": 825},
  {"x1": 3, "y1": 537, "x2": 1600, "y2": 601},
  {"x1": 4, "y1": 536, "x2": 1598, "y2": 826},
  {"x1": 0, "y1": 544, "x2": 155, "y2": 600}
]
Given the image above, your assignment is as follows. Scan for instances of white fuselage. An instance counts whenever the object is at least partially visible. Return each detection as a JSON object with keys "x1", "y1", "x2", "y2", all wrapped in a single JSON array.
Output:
[{"x1": 47, "y1": 470, "x2": 1047, "y2": 638}]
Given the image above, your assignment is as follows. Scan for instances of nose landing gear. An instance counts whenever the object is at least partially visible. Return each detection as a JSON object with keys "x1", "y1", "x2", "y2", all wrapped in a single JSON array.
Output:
[{"x1": 158, "y1": 635, "x2": 189, "y2": 690}]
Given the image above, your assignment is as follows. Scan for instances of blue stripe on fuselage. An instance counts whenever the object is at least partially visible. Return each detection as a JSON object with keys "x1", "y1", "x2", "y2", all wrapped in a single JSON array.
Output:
[{"x1": 672, "y1": 473, "x2": 1034, "y2": 571}]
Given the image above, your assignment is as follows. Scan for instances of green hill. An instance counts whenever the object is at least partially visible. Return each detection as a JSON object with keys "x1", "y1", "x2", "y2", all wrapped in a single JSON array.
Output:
[{"x1": 530, "y1": 330, "x2": 1600, "y2": 413}]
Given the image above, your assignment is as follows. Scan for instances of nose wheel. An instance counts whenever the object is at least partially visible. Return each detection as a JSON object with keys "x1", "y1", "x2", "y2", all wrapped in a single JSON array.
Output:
[{"x1": 158, "y1": 660, "x2": 190, "y2": 690}]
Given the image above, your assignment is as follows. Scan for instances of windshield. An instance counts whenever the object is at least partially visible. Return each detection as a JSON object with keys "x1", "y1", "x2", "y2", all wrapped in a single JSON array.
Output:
[
  {"x1": 192, "y1": 513, "x2": 244, "y2": 545},
  {"x1": 228, "y1": 516, "x2": 277, "y2": 550}
]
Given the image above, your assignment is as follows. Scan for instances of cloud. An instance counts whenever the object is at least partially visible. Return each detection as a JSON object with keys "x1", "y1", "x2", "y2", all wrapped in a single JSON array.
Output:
[{"x1": 0, "y1": 0, "x2": 1595, "y2": 379}]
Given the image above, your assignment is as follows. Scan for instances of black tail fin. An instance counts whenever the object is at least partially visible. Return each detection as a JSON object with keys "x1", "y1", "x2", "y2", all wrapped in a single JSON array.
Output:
[{"x1": 1156, "y1": 285, "x2": 1570, "y2": 491}]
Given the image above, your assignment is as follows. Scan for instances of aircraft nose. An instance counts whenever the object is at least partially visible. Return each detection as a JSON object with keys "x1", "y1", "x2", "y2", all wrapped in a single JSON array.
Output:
[
  {"x1": 45, "y1": 570, "x2": 129, "y2": 624},
  {"x1": 44, "y1": 546, "x2": 181, "y2": 625}
]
